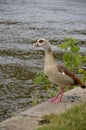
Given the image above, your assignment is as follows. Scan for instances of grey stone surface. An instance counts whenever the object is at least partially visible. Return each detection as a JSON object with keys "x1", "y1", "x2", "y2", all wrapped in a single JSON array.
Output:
[{"x1": 0, "y1": 87, "x2": 86, "y2": 130}]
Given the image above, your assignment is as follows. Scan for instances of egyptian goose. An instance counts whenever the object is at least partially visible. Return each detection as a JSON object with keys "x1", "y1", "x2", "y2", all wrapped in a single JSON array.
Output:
[{"x1": 33, "y1": 38, "x2": 86, "y2": 103}]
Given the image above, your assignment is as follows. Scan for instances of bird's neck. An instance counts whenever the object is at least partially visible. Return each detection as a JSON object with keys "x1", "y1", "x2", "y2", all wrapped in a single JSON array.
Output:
[{"x1": 44, "y1": 45, "x2": 56, "y2": 66}]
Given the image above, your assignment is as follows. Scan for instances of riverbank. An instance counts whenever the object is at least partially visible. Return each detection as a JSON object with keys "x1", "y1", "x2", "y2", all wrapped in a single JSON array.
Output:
[{"x1": 0, "y1": 87, "x2": 86, "y2": 130}]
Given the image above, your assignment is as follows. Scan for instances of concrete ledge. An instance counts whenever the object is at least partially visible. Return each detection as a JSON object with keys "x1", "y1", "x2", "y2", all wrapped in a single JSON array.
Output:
[{"x1": 0, "y1": 87, "x2": 86, "y2": 130}]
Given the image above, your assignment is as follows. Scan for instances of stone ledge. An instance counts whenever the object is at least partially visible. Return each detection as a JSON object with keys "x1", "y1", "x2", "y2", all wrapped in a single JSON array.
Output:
[{"x1": 0, "y1": 87, "x2": 86, "y2": 130}]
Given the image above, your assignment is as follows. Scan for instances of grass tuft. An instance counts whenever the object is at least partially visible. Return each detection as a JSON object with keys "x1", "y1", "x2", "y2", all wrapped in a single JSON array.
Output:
[{"x1": 37, "y1": 103, "x2": 86, "y2": 130}]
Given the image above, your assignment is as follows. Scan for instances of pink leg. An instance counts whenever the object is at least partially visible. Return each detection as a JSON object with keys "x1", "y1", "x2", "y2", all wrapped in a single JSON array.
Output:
[{"x1": 48, "y1": 88, "x2": 64, "y2": 103}]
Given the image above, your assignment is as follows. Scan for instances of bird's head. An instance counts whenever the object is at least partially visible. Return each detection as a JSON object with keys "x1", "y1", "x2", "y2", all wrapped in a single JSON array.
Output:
[{"x1": 33, "y1": 38, "x2": 51, "y2": 52}]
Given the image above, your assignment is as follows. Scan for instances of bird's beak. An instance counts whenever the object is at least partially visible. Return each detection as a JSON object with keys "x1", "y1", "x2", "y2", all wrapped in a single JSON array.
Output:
[
  {"x1": 33, "y1": 43, "x2": 39, "y2": 47},
  {"x1": 33, "y1": 43, "x2": 36, "y2": 47}
]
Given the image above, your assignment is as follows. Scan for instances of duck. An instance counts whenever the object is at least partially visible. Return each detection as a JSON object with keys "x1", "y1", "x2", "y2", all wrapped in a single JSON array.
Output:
[{"x1": 33, "y1": 38, "x2": 86, "y2": 103}]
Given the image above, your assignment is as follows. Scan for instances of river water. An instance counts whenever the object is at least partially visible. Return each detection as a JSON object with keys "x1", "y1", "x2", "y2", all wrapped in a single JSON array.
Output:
[{"x1": 0, "y1": 0, "x2": 86, "y2": 122}]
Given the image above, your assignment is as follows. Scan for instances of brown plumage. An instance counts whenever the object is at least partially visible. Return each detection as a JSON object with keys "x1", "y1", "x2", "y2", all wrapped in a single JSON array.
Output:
[
  {"x1": 33, "y1": 38, "x2": 86, "y2": 103},
  {"x1": 57, "y1": 64, "x2": 83, "y2": 86}
]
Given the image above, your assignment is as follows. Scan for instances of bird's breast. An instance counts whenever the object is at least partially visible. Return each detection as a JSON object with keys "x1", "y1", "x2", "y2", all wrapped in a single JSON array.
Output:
[{"x1": 44, "y1": 64, "x2": 57, "y2": 76}]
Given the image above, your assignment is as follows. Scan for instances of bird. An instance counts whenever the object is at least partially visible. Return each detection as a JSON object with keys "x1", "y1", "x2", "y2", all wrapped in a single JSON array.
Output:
[{"x1": 33, "y1": 38, "x2": 86, "y2": 103}]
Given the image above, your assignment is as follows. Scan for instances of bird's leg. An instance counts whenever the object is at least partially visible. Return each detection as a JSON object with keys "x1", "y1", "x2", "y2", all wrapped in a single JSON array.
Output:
[{"x1": 48, "y1": 88, "x2": 64, "y2": 103}]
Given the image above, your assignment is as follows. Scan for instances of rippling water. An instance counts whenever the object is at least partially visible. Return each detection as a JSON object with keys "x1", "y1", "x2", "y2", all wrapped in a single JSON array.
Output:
[{"x1": 0, "y1": 0, "x2": 86, "y2": 122}]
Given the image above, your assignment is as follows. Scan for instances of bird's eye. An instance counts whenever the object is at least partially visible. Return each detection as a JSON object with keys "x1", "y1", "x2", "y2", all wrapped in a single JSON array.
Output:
[{"x1": 39, "y1": 40, "x2": 44, "y2": 43}]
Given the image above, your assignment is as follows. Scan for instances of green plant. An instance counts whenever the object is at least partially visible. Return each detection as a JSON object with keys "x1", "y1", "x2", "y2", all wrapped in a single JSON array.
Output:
[
  {"x1": 34, "y1": 72, "x2": 50, "y2": 88},
  {"x1": 58, "y1": 37, "x2": 86, "y2": 81}
]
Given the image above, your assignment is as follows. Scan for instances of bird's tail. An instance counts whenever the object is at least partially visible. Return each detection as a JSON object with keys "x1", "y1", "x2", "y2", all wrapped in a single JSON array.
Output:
[{"x1": 81, "y1": 85, "x2": 86, "y2": 89}]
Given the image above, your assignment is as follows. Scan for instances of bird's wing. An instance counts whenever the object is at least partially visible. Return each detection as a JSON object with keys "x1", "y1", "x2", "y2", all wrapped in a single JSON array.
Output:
[{"x1": 57, "y1": 64, "x2": 83, "y2": 86}]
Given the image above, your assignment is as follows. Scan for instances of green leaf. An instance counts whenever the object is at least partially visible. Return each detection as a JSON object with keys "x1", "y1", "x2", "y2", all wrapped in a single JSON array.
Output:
[
  {"x1": 71, "y1": 45, "x2": 80, "y2": 53},
  {"x1": 78, "y1": 68, "x2": 84, "y2": 73},
  {"x1": 82, "y1": 56, "x2": 86, "y2": 63},
  {"x1": 83, "y1": 70, "x2": 86, "y2": 81}
]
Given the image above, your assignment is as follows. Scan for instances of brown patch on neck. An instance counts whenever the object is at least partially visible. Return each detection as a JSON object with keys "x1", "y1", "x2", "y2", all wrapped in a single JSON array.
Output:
[
  {"x1": 48, "y1": 46, "x2": 52, "y2": 53},
  {"x1": 46, "y1": 44, "x2": 53, "y2": 53}
]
